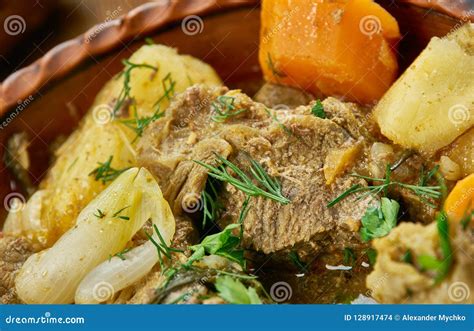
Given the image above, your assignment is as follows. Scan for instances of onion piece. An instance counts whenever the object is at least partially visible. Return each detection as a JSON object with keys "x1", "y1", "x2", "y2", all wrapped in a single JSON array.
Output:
[
  {"x1": 15, "y1": 168, "x2": 168, "y2": 304},
  {"x1": 75, "y1": 196, "x2": 175, "y2": 304}
]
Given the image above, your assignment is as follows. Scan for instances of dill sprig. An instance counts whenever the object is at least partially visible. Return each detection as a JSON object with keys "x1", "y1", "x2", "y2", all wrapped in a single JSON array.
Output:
[
  {"x1": 114, "y1": 59, "x2": 158, "y2": 114},
  {"x1": 211, "y1": 95, "x2": 246, "y2": 123},
  {"x1": 112, "y1": 206, "x2": 130, "y2": 221},
  {"x1": 264, "y1": 107, "x2": 293, "y2": 137},
  {"x1": 201, "y1": 180, "x2": 223, "y2": 229},
  {"x1": 120, "y1": 106, "x2": 164, "y2": 142},
  {"x1": 94, "y1": 209, "x2": 106, "y2": 219},
  {"x1": 153, "y1": 72, "x2": 176, "y2": 108},
  {"x1": 109, "y1": 247, "x2": 132, "y2": 261},
  {"x1": 89, "y1": 156, "x2": 131, "y2": 184},
  {"x1": 266, "y1": 53, "x2": 286, "y2": 78},
  {"x1": 327, "y1": 166, "x2": 441, "y2": 208},
  {"x1": 195, "y1": 154, "x2": 290, "y2": 205},
  {"x1": 145, "y1": 224, "x2": 183, "y2": 271}
]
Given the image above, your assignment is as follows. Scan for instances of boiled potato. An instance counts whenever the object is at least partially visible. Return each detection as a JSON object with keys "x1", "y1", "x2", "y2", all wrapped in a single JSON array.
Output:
[
  {"x1": 442, "y1": 127, "x2": 474, "y2": 177},
  {"x1": 374, "y1": 24, "x2": 473, "y2": 154},
  {"x1": 4, "y1": 44, "x2": 221, "y2": 247}
]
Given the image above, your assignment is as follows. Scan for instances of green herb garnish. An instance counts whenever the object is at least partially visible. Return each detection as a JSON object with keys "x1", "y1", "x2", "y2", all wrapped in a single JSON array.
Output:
[
  {"x1": 366, "y1": 248, "x2": 377, "y2": 265},
  {"x1": 120, "y1": 106, "x2": 164, "y2": 142},
  {"x1": 360, "y1": 197, "x2": 400, "y2": 242},
  {"x1": 215, "y1": 275, "x2": 262, "y2": 304},
  {"x1": 145, "y1": 224, "x2": 183, "y2": 271},
  {"x1": 266, "y1": 53, "x2": 286, "y2": 78},
  {"x1": 327, "y1": 166, "x2": 441, "y2": 208},
  {"x1": 94, "y1": 209, "x2": 106, "y2": 219},
  {"x1": 211, "y1": 95, "x2": 246, "y2": 123},
  {"x1": 89, "y1": 156, "x2": 131, "y2": 184},
  {"x1": 184, "y1": 223, "x2": 245, "y2": 269},
  {"x1": 289, "y1": 251, "x2": 308, "y2": 273},
  {"x1": 114, "y1": 60, "x2": 158, "y2": 114},
  {"x1": 112, "y1": 206, "x2": 130, "y2": 221},
  {"x1": 195, "y1": 154, "x2": 290, "y2": 205},
  {"x1": 264, "y1": 107, "x2": 293, "y2": 137},
  {"x1": 418, "y1": 211, "x2": 453, "y2": 284},
  {"x1": 401, "y1": 249, "x2": 413, "y2": 264},
  {"x1": 201, "y1": 181, "x2": 223, "y2": 229},
  {"x1": 153, "y1": 72, "x2": 176, "y2": 108},
  {"x1": 311, "y1": 100, "x2": 326, "y2": 119},
  {"x1": 343, "y1": 247, "x2": 356, "y2": 265},
  {"x1": 109, "y1": 247, "x2": 132, "y2": 261}
]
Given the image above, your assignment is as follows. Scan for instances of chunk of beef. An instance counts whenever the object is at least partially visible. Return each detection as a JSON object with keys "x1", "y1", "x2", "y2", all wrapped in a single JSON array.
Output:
[
  {"x1": 254, "y1": 83, "x2": 314, "y2": 108},
  {"x1": 138, "y1": 85, "x2": 374, "y2": 260},
  {"x1": 0, "y1": 235, "x2": 35, "y2": 304}
]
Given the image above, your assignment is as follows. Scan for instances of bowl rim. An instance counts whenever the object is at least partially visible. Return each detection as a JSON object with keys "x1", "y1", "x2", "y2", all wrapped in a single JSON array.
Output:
[
  {"x1": 0, "y1": 0, "x2": 468, "y2": 116},
  {"x1": 0, "y1": 0, "x2": 259, "y2": 116}
]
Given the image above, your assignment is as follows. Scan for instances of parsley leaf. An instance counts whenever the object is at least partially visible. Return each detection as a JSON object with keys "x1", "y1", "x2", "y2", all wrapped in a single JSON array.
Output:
[
  {"x1": 311, "y1": 100, "x2": 326, "y2": 118},
  {"x1": 215, "y1": 276, "x2": 262, "y2": 304},
  {"x1": 184, "y1": 224, "x2": 245, "y2": 269},
  {"x1": 360, "y1": 197, "x2": 400, "y2": 242}
]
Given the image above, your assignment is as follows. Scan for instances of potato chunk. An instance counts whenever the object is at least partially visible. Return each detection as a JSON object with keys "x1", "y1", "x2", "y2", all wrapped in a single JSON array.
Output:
[{"x1": 374, "y1": 24, "x2": 474, "y2": 154}]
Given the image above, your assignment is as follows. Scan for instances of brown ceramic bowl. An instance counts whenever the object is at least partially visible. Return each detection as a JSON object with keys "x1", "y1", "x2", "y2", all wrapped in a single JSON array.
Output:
[{"x1": 0, "y1": 0, "x2": 471, "y2": 222}]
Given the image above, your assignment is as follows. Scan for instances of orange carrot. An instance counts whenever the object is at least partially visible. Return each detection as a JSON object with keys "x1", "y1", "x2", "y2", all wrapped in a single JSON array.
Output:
[
  {"x1": 259, "y1": 0, "x2": 400, "y2": 104},
  {"x1": 444, "y1": 173, "x2": 474, "y2": 225}
]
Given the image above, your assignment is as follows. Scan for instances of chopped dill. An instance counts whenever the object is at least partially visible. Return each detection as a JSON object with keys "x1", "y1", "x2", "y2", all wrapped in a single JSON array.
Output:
[
  {"x1": 153, "y1": 72, "x2": 176, "y2": 108},
  {"x1": 94, "y1": 209, "x2": 106, "y2": 219},
  {"x1": 264, "y1": 107, "x2": 293, "y2": 137},
  {"x1": 120, "y1": 106, "x2": 164, "y2": 142},
  {"x1": 112, "y1": 206, "x2": 130, "y2": 221},
  {"x1": 114, "y1": 59, "x2": 158, "y2": 114},
  {"x1": 327, "y1": 165, "x2": 441, "y2": 208},
  {"x1": 109, "y1": 247, "x2": 132, "y2": 261},
  {"x1": 289, "y1": 251, "x2": 308, "y2": 273},
  {"x1": 145, "y1": 224, "x2": 183, "y2": 271},
  {"x1": 211, "y1": 95, "x2": 246, "y2": 122},
  {"x1": 201, "y1": 180, "x2": 223, "y2": 229},
  {"x1": 343, "y1": 247, "x2": 356, "y2": 265},
  {"x1": 266, "y1": 53, "x2": 286, "y2": 78},
  {"x1": 89, "y1": 156, "x2": 131, "y2": 184},
  {"x1": 195, "y1": 153, "x2": 290, "y2": 204}
]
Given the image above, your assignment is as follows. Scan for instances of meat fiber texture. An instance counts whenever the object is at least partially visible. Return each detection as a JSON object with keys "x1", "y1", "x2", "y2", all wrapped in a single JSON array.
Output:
[{"x1": 138, "y1": 85, "x2": 377, "y2": 260}]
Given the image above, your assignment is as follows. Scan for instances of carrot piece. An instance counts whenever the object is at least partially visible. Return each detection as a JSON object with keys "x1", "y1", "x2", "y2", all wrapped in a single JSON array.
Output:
[
  {"x1": 444, "y1": 173, "x2": 474, "y2": 225},
  {"x1": 259, "y1": 0, "x2": 401, "y2": 104}
]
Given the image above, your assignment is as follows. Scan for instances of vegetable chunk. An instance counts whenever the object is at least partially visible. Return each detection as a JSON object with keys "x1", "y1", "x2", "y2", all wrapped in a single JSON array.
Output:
[{"x1": 259, "y1": 0, "x2": 400, "y2": 104}]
